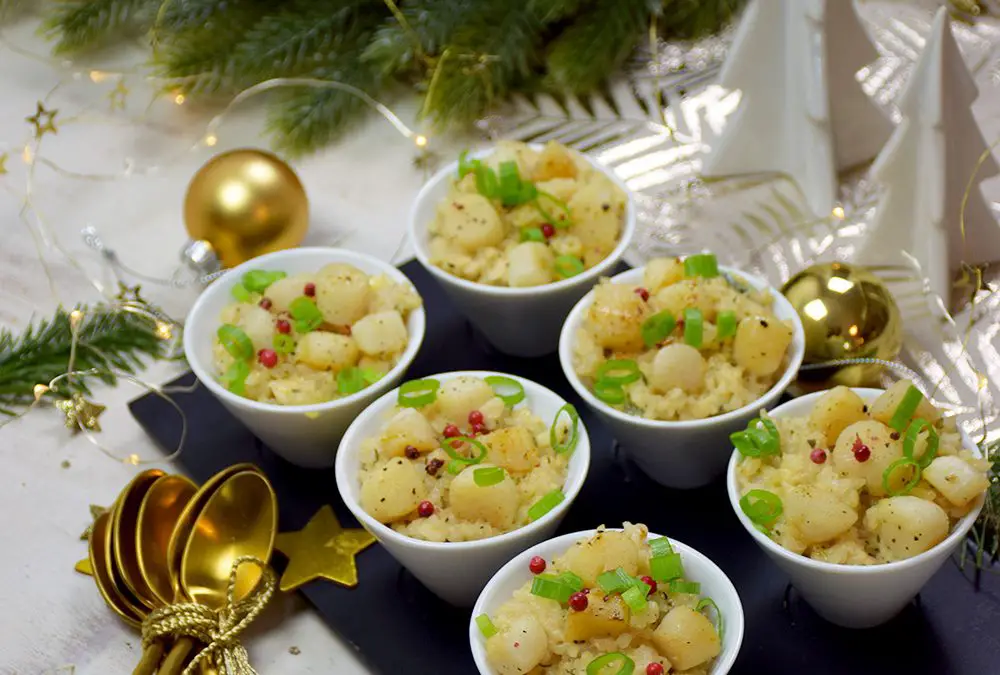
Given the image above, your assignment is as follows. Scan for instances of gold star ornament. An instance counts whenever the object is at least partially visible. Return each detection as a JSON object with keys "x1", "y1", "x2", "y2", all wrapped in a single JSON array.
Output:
[
  {"x1": 25, "y1": 101, "x2": 58, "y2": 139},
  {"x1": 56, "y1": 394, "x2": 106, "y2": 433},
  {"x1": 274, "y1": 506, "x2": 376, "y2": 592},
  {"x1": 74, "y1": 558, "x2": 93, "y2": 576}
]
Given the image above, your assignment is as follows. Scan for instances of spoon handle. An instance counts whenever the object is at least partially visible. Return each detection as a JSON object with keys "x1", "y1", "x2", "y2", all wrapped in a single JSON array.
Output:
[
  {"x1": 156, "y1": 637, "x2": 195, "y2": 675},
  {"x1": 133, "y1": 641, "x2": 165, "y2": 675}
]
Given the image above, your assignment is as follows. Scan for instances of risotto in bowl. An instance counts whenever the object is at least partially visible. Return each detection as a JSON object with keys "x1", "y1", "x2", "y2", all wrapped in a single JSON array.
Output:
[
  {"x1": 727, "y1": 383, "x2": 989, "y2": 628},
  {"x1": 335, "y1": 371, "x2": 591, "y2": 606},
  {"x1": 559, "y1": 257, "x2": 804, "y2": 488},
  {"x1": 471, "y1": 524, "x2": 744, "y2": 675},
  {"x1": 184, "y1": 247, "x2": 425, "y2": 468},
  {"x1": 410, "y1": 141, "x2": 635, "y2": 357}
]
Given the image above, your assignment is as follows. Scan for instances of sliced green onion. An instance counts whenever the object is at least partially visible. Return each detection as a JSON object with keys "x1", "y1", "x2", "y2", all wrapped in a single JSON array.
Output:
[
  {"x1": 889, "y1": 385, "x2": 924, "y2": 432},
  {"x1": 458, "y1": 150, "x2": 479, "y2": 178},
  {"x1": 289, "y1": 297, "x2": 323, "y2": 333},
  {"x1": 554, "y1": 255, "x2": 585, "y2": 279},
  {"x1": 649, "y1": 537, "x2": 673, "y2": 558},
  {"x1": 475, "y1": 164, "x2": 500, "y2": 199},
  {"x1": 641, "y1": 310, "x2": 676, "y2": 348},
  {"x1": 447, "y1": 460, "x2": 465, "y2": 475},
  {"x1": 597, "y1": 567, "x2": 634, "y2": 594},
  {"x1": 586, "y1": 652, "x2": 635, "y2": 675},
  {"x1": 527, "y1": 489, "x2": 565, "y2": 521},
  {"x1": 441, "y1": 436, "x2": 488, "y2": 470},
  {"x1": 535, "y1": 190, "x2": 573, "y2": 227},
  {"x1": 231, "y1": 284, "x2": 251, "y2": 302},
  {"x1": 475, "y1": 613, "x2": 497, "y2": 638},
  {"x1": 731, "y1": 417, "x2": 780, "y2": 457},
  {"x1": 521, "y1": 227, "x2": 545, "y2": 242},
  {"x1": 531, "y1": 574, "x2": 573, "y2": 604},
  {"x1": 473, "y1": 466, "x2": 505, "y2": 487},
  {"x1": 883, "y1": 457, "x2": 922, "y2": 496},
  {"x1": 337, "y1": 368, "x2": 366, "y2": 395},
  {"x1": 683, "y1": 308, "x2": 703, "y2": 348},
  {"x1": 650, "y1": 553, "x2": 684, "y2": 582},
  {"x1": 596, "y1": 359, "x2": 641, "y2": 385},
  {"x1": 683, "y1": 254, "x2": 720, "y2": 278},
  {"x1": 360, "y1": 368, "x2": 384, "y2": 385},
  {"x1": 717, "y1": 310, "x2": 737, "y2": 339},
  {"x1": 558, "y1": 571, "x2": 585, "y2": 593},
  {"x1": 549, "y1": 403, "x2": 580, "y2": 455},
  {"x1": 594, "y1": 380, "x2": 626, "y2": 405},
  {"x1": 903, "y1": 418, "x2": 939, "y2": 468},
  {"x1": 273, "y1": 334, "x2": 296, "y2": 355},
  {"x1": 242, "y1": 269, "x2": 287, "y2": 293},
  {"x1": 668, "y1": 579, "x2": 701, "y2": 594},
  {"x1": 498, "y1": 161, "x2": 527, "y2": 207},
  {"x1": 740, "y1": 489, "x2": 783, "y2": 530},
  {"x1": 398, "y1": 378, "x2": 440, "y2": 408},
  {"x1": 217, "y1": 324, "x2": 254, "y2": 360},
  {"x1": 485, "y1": 375, "x2": 525, "y2": 406},
  {"x1": 696, "y1": 597, "x2": 724, "y2": 639},
  {"x1": 621, "y1": 585, "x2": 648, "y2": 612},
  {"x1": 221, "y1": 360, "x2": 250, "y2": 395}
]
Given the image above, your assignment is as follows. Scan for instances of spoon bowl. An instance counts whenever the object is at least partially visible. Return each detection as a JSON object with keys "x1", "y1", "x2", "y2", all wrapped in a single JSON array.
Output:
[
  {"x1": 137, "y1": 474, "x2": 198, "y2": 605},
  {"x1": 89, "y1": 511, "x2": 142, "y2": 628},
  {"x1": 113, "y1": 469, "x2": 166, "y2": 610}
]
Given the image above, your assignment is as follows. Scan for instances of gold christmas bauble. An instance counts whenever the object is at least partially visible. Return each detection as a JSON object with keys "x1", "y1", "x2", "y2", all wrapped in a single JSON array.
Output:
[
  {"x1": 184, "y1": 149, "x2": 309, "y2": 268},
  {"x1": 781, "y1": 262, "x2": 903, "y2": 389}
]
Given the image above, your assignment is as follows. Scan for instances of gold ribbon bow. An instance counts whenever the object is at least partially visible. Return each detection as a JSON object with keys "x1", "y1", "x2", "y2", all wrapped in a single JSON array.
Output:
[{"x1": 141, "y1": 557, "x2": 276, "y2": 675}]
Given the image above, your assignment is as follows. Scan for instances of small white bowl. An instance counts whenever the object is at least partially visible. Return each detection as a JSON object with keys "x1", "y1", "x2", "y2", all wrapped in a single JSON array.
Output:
[
  {"x1": 726, "y1": 388, "x2": 986, "y2": 628},
  {"x1": 559, "y1": 265, "x2": 805, "y2": 489},
  {"x1": 183, "y1": 247, "x2": 426, "y2": 468},
  {"x1": 470, "y1": 528, "x2": 745, "y2": 675},
  {"x1": 408, "y1": 145, "x2": 636, "y2": 357},
  {"x1": 334, "y1": 370, "x2": 591, "y2": 606}
]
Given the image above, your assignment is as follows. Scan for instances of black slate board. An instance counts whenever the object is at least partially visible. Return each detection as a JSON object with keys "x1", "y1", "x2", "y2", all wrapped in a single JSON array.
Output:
[{"x1": 130, "y1": 260, "x2": 1000, "y2": 675}]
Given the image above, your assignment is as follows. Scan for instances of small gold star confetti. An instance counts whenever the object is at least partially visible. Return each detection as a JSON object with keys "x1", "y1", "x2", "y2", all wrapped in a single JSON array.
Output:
[
  {"x1": 56, "y1": 394, "x2": 106, "y2": 433},
  {"x1": 274, "y1": 506, "x2": 376, "y2": 592},
  {"x1": 288, "y1": 647, "x2": 301, "y2": 656},
  {"x1": 80, "y1": 504, "x2": 108, "y2": 540},
  {"x1": 74, "y1": 558, "x2": 93, "y2": 576},
  {"x1": 25, "y1": 101, "x2": 58, "y2": 139},
  {"x1": 0, "y1": 152, "x2": 7, "y2": 175},
  {"x1": 108, "y1": 79, "x2": 129, "y2": 111}
]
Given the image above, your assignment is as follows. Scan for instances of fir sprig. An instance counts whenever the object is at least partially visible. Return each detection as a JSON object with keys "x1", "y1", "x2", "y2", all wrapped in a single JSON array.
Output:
[
  {"x1": 41, "y1": 0, "x2": 158, "y2": 54},
  {"x1": 0, "y1": 306, "x2": 168, "y2": 415}
]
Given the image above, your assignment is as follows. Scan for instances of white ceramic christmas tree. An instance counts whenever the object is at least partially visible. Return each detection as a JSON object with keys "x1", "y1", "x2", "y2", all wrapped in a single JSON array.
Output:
[
  {"x1": 702, "y1": 0, "x2": 892, "y2": 217},
  {"x1": 856, "y1": 7, "x2": 1000, "y2": 302}
]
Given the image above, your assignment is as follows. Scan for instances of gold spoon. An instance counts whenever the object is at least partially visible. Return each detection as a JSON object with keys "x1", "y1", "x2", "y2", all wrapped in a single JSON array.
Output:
[
  {"x1": 88, "y1": 510, "x2": 142, "y2": 629},
  {"x1": 113, "y1": 469, "x2": 167, "y2": 609},
  {"x1": 158, "y1": 468, "x2": 276, "y2": 675}
]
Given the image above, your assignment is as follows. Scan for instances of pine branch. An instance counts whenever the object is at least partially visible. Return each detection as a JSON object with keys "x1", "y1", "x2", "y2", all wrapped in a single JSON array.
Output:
[
  {"x1": 41, "y1": 0, "x2": 158, "y2": 54},
  {"x1": 0, "y1": 306, "x2": 169, "y2": 414},
  {"x1": 660, "y1": 0, "x2": 744, "y2": 38},
  {"x1": 529, "y1": 0, "x2": 593, "y2": 24},
  {"x1": 0, "y1": 0, "x2": 28, "y2": 22}
]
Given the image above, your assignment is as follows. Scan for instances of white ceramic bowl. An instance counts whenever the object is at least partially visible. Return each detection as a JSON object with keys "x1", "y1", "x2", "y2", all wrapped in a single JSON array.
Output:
[
  {"x1": 726, "y1": 388, "x2": 986, "y2": 628},
  {"x1": 183, "y1": 247, "x2": 426, "y2": 468},
  {"x1": 408, "y1": 145, "x2": 636, "y2": 357},
  {"x1": 559, "y1": 265, "x2": 805, "y2": 489},
  {"x1": 470, "y1": 528, "x2": 745, "y2": 675},
  {"x1": 334, "y1": 370, "x2": 591, "y2": 606}
]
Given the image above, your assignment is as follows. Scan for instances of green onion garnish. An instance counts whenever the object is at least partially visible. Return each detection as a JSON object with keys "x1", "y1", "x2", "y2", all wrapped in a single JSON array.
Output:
[
  {"x1": 641, "y1": 310, "x2": 676, "y2": 348},
  {"x1": 696, "y1": 597, "x2": 724, "y2": 638},
  {"x1": 441, "y1": 436, "x2": 488, "y2": 472},
  {"x1": 217, "y1": 324, "x2": 254, "y2": 360},
  {"x1": 883, "y1": 457, "x2": 922, "y2": 496},
  {"x1": 650, "y1": 552, "x2": 684, "y2": 582},
  {"x1": 475, "y1": 613, "x2": 497, "y2": 638},
  {"x1": 360, "y1": 368, "x2": 384, "y2": 385},
  {"x1": 273, "y1": 334, "x2": 295, "y2": 355},
  {"x1": 730, "y1": 417, "x2": 780, "y2": 457},
  {"x1": 668, "y1": 579, "x2": 701, "y2": 594},
  {"x1": 484, "y1": 375, "x2": 525, "y2": 406},
  {"x1": 337, "y1": 368, "x2": 366, "y2": 395},
  {"x1": 498, "y1": 161, "x2": 525, "y2": 208},
  {"x1": 528, "y1": 490, "x2": 565, "y2": 521},
  {"x1": 739, "y1": 489, "x2": 783, "y2": 531},
  {"x1": 549, "y1": 403, "x2": 580, "y2": 455},
  {"x1": 530, "y1": 574, "x2": 574, "y2": 604},
  {"x1": 596, "y1": 359, "x2": 641, "y2": 385},
  {"x1": 621, "y1": 585, "x2": 648, "y2": 612},
  {"x1": 558, "y1": 571, "x2": 585, "y2": 593},
  {"x1": 473, "y1": 466, "x2": 505, "y2": 487},
  {"x1": 521, "y1": 227, "x2": 545, "y2": 242},
  {"x1": 221, "y1": 360, "x2": 250, "y2": 395},
  {"x1": 457, "y1": 150, "x2": 478, "y2": 178},
  {"x1": 597, "y1": 567, "x2": 634, "y2": 594},
  {"x1": 586, "y1": 652, "x2": 635, "y2": 675},
  {"x1": 903, "y1": 418, "x2": 939, "y2": 468},
  {"x1": 683, "y1": 253, "x2": 720, "y2": 278},
  {"x1": 475, "y1": 163, "x2": 500, "y2": 198},
  {"x1": 534, "y1": 190, "x2": 573, "y2": 227},
  {"x1": 649, "y1": 537, "x2": 673, "y2": 558},
  {"x1": 231, "y1": 284, "x2": 251, "y2": 302},
  {"x1": 594, "y1": 380, "x2": 626, "y2": 405},
  {"x1": 717, "y1": 310, "x2": 737, "y2": 339},
  {"x1": 554, "y1": 255, "x2": 585, "y2": 279},
  {"x1": 683, "y1": 308, "x2": 703, "y2": 347},
  {"x1": 889, "y1": 385, "x2": 924, "y2": 432},
  {"x1": 398, "y1": 379, "x2": 440, "y2": 408},
  {"x1": 289, "y1": 297, "x2": 323, "y2": 333},
  {"x1": 242, "y1": 269, "x2": 287, "y2": 293}
]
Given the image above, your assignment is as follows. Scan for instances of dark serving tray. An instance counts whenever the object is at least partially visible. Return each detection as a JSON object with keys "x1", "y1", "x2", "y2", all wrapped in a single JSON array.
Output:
[{"x1": 130, "y1": 260, "x2": 1000, "y2": 675}]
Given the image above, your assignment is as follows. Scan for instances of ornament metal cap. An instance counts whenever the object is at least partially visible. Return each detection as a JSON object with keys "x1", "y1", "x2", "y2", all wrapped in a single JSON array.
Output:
[{"x1": 180, "y1": 239, "x2": 221, "y2": 277}]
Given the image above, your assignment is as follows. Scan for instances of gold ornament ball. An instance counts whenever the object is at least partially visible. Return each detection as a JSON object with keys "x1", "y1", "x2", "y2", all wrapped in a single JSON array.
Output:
[
  {"x1": 781, "y1": 262, "x2": 903, "y2": 389},
  {"x1": 184, "y1": 149, "x2": 309, "y2": 268}
]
